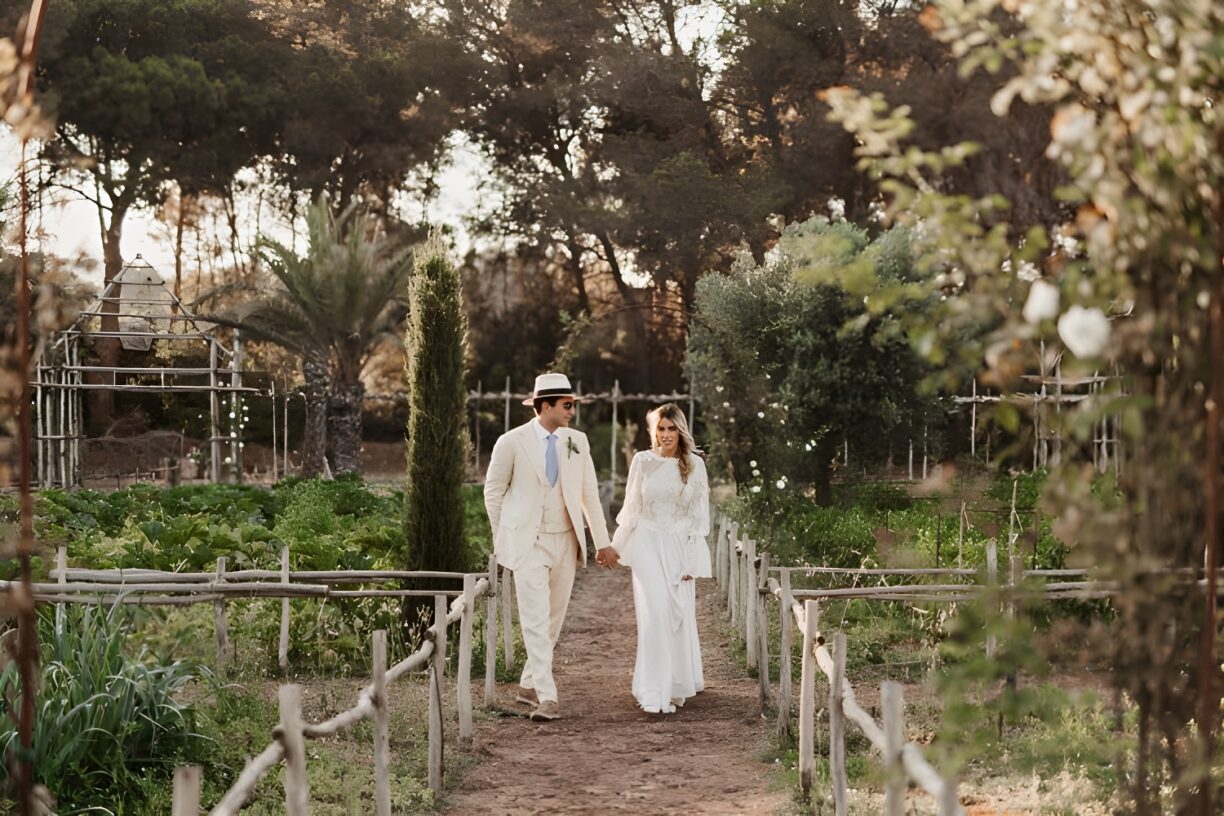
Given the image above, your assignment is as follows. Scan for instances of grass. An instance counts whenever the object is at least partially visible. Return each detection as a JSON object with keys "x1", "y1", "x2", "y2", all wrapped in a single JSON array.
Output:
[{"x1": 714, "y1": 476, "x2": 1130, "y2": 813}]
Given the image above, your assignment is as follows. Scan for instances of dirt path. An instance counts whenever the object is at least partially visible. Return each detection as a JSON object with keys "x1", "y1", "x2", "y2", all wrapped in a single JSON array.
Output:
[{"x1": 442, "y1": 565, "x2": 790, "y2": 815}]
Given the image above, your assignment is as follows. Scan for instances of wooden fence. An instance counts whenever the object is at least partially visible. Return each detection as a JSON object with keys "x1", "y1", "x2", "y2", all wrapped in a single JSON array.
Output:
[
  {"x1": 709, "y1": 503, "x2": 1218, "y2": 813},
  {"x1": 706, "y1": 504, "x2": 1125, "y2": 815},
  {"x1": 20, "y1": 550, "x2": 515, "y2": 815}
]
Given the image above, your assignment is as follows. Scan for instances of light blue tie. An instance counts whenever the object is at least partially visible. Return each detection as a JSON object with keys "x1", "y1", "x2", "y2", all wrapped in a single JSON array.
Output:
[{"x1": 545, "y1": 434, "x2": 559, "y2": 487}]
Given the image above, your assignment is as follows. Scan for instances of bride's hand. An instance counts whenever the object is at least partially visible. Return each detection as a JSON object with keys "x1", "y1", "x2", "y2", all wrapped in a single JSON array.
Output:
[{"x1": 681, "y1": 575, "x2": 693, "y2": 582}]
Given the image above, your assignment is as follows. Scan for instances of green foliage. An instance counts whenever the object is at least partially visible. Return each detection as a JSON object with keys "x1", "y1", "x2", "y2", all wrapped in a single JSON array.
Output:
[
  {"x1": 686, "y1": 217, "x2": 935, "y2": 501},
  {"x1": 4, "y1": 480, "x2": 491, "y2": 671},
  {"x1": 934, "y1": 596, "x2": 1055, "y2": 777},
  {"x1": 404, "y1": 241, "x2": 470, "y2": 581},
  {"x1": 0, "y1": 606, "x2": 203, "y2": 810}
]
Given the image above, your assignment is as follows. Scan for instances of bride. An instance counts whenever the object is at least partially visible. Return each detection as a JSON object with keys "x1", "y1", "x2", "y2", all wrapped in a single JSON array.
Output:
[{"x1": 611, "y1": 403, "x2": 712, "y2": 714}]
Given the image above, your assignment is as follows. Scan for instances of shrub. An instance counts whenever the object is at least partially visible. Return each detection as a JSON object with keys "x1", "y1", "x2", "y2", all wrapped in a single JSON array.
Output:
[
  {"x1": 686, "y1": 216, "x2": 936, "y2": 502},
  {"x1": 0, "y1": 606, "x2": 203, "y2": 810}
]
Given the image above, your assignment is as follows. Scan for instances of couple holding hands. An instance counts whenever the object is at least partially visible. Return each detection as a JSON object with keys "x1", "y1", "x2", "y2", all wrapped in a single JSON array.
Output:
[{"x1": 483, "y1": 373, "x2": 713, "y2": 721}]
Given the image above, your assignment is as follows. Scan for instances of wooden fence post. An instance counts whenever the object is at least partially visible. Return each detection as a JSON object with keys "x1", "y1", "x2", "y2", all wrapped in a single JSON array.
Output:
[
  {"x1": 214, "y1": 556, "x2": 229, "y2": 667},
  {"x1": 985, "y1": 537, "x2": 998, "y2": 660},
  {"x1": 280, "y1": 684, "x2": 309, "y2": 815},
  {"x1": 939, "y1": 773, "x2": 961, "y2": 815},
  {"x1": 372, "y1": 630, "x2": 390, "y2": 816},
  {"x1": 501, "y1": 570, "x2": 514, "y2": 670},
  {"x1": 757, "y1": 552, "x2": 771, "y2": 709},
  {"x1": 278, "y1": 545, "x2": 291, "y2": 673},
  {"x1": 745, "y1": 538, "x2": 758, "y2": 668},
  {"x1": 503, "y1": 376, "x2": 511, "y2": 433},
  {"x1": 56, "y1": 545, "x2": 67, "y2": 635},
  {"x1": 882, "y1": 681, "x2": 905, "y2": 816},
  {"x1": 799, "y1": 600, "x2": 819, "y2": 798},
  {"x1": 830, "y1": 631, "x2": 848, "y2": 816},
  {"x1": 428, "y1": 594, "x2": 447, "y2": 796},
  {"x1": 172, "y1": 765, "x2": 202, "y2": 816},
  {"x1": 458, "y1": 574, "x2": 475, "y2": 745},
  {"x1": 729, "y1": 530, "x2": 740, "y2": 627},
  {"x1": 777, "y1": 569, "x2": 794, "y2": 742},
  {"x1": 485, "y1": 555, "x2": 498, "y2": 707},
  {"x1": 724, "y1": 526, "x2": 734, "y2": 609},
  {"x1": 715, "y1": 515, "x2": 728, "y2": 596}
]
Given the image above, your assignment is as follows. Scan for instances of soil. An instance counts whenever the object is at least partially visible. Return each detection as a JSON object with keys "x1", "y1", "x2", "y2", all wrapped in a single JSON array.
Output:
[{"x1": 441, "y1": 565, "x2": 790, "y2": 816}]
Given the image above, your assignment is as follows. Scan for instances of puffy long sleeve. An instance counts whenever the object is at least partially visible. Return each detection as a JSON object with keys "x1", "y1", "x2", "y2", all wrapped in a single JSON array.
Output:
[
  {"x1": 682, "y1": 455, "x2": 713, "y2": 579},
  {"x1": 611, "y1": 451, "x2": 647, "y2": 565}
]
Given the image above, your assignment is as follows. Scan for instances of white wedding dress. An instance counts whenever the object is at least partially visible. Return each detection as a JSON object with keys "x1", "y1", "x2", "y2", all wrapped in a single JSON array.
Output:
[{"x1": 612, "y1": 450, "x2": 713, "y2": 713}]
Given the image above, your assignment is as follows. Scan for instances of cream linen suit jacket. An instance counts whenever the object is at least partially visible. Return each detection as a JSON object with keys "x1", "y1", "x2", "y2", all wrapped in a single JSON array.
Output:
[{"x1": 483, "y1": 421, "x2": 612, "y2": 571}]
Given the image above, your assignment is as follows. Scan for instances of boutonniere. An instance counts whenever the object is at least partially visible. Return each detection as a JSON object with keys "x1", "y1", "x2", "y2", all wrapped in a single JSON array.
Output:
[{"x1": 565, "y1": 437, "x2": 580, "y2": 459}]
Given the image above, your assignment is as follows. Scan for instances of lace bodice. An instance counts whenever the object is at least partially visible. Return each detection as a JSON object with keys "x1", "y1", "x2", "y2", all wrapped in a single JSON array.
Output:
[{"x1": 612, "y1": 450, "x2": 712, "y2": 578}]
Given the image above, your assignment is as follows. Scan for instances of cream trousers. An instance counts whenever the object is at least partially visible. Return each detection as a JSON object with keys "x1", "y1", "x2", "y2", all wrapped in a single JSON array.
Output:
[{"x1": 514, "y1": 529, "x2": 578, "y2": 703}]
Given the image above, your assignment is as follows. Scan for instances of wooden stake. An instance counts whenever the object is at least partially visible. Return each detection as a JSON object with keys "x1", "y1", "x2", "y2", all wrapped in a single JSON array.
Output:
[
  {"x1": 214, "y1": 557, "x2": 229, "y2": 667},
  {"x1": 278, "y1": 545, "x2": 291, "y2": 673},
  {"x1": 745, "y1": 538, "x2": 758, "y2": 669},
  {"x1": 985, "y1": 538, "x2": 998, "y2": 660},
  {"x1": 372, "y1": 630, "x2": 390, "y2": 816},
  {"x1": 484, "y1": 556, "x2": 498, "y2": 707},
  {"x1": 428, "y1": 594, "x2": 446, "y2": 795},
  {"x1": 55, "y1": 545, "x2": 66, "y2": 635},
  {"x1": 830, "y1": 631, "x2": 848, "y2": 816},
  {"x1": 279, "y1": 684, "x2": 309, "y2": 815},
  {"x1": 757, "y1": 552, "x2": 771, "y2": 709},
  {"x1": 171, "y1": 765, "x2": 202, "y2": 816},
  {"x1": 799, "y1": 600, "x2": 818, "y2": 798},
  {"x1": 882, "y1": 681, "x2": 905, "y2": 816},
  {"x1": 458, "y1": 574, "x2": 475, "y2": 744},
  {"x1": 777, "y1": 569, "x2": 794, "y2": 742}
]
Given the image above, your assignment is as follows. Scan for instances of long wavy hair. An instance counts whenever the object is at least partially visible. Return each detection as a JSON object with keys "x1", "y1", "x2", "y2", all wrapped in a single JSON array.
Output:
[{"x1": 647, "y1": 403, "x2": 700, "y2": 483}]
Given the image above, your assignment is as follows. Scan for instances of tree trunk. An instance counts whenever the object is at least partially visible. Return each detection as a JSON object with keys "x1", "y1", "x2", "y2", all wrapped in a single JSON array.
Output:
[
  {"x1": 565, "y1": 232, "x2": 590, "y2": 314},
  {"x1": 327, "y1": 379, "x2": 365, "y2": 475},
  {"x1": 299, "y1": 358, "x2": 329, "y2": 478},
  {"x1": 174, "y1": 194, "x2": 187, "y2": 305},
  {"x1": 88, "y1": 202, "x2": 130, "y2": 432}
]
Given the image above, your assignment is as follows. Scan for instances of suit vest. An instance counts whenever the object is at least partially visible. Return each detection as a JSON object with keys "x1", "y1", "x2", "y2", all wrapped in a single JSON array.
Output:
[{"x1": 540, "y1": 479, "x2": 572, "y2": 534}]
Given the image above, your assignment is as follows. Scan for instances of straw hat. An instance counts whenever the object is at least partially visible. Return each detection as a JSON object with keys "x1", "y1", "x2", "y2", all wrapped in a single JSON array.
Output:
[{"x1": 523, "y1": 372, "x2": 577, "y2": 406}]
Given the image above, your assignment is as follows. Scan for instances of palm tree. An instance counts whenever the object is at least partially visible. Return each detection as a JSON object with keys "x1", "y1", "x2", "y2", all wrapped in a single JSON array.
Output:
[{"x1": 211, "y1": 195, "x2": 413, "y2": 475}]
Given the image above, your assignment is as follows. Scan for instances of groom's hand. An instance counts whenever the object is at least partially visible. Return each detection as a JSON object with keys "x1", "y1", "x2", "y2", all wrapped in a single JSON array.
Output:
[{"x1": 595, "y1": 546, "x2": 620, "y2": 568}]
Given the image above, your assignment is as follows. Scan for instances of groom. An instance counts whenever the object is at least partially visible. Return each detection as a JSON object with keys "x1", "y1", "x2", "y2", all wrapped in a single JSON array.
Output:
[{"x1": 484, "y1": 372, "x2": 620, "y2": 721}]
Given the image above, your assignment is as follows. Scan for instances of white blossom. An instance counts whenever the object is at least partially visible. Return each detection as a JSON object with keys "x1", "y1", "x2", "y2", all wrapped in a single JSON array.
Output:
[
  {"x1": 750, "y1": 485, "x2": 761, "y2": 493},
  {"x1": 1058, "y1": 305, "x2": 1111, "y2": 358},
  {"x1": 776, "y1": 479, "x2": 786, "y2": 489},
  {"x1": 1022, "y1": 279, "x2": 1060, "y2": 324}
]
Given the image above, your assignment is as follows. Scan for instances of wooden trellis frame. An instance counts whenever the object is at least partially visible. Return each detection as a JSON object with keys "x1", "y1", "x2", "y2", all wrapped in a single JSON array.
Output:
[{"x1": 33, "y1": 256, "x2": 265, "y2": 487}]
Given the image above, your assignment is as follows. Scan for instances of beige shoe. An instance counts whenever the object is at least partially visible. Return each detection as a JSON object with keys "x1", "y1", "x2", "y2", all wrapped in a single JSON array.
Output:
[
  {"x1": 670, "y1": 696, "x2": 686, "y2": 708},
  {"x1": 515, "y1": 686, "x2": 539, "y2": 706},
  {"x1": 529, "y1": 700, "x2": 561, "y2": 721}
]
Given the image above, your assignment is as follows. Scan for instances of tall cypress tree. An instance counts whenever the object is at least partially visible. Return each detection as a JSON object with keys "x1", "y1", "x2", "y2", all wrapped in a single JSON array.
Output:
[{"x1": 403, "y1": 238, "x2": 469, "y2": 616}]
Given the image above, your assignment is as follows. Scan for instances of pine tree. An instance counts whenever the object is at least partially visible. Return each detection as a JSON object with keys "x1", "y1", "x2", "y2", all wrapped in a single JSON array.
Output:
[{"x1": 403, "y1": 238, "x2": 469, "y2": 609}]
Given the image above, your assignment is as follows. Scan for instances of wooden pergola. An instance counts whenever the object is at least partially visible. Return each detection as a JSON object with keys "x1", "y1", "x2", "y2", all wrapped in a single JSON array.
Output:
[{"x1": 33, "y1": 256, "x2": 264, "y2": 487}]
